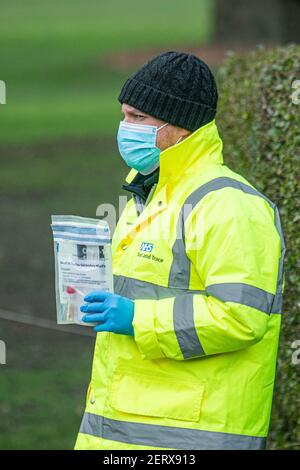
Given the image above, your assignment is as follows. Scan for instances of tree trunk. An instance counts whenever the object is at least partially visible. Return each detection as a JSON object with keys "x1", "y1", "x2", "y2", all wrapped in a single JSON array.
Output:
[{"x1": 214, "y1": 0, "x2": 300, "y2": 44}]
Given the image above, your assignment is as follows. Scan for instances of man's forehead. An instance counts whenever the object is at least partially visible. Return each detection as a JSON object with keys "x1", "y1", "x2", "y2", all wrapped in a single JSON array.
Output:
[{"x1": 121, "y1": 103, "x2": 146, "y2": 114}]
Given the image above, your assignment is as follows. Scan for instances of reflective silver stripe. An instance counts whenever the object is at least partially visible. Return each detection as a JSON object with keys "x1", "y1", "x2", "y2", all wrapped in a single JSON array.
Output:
[
  {"x1": 79, "y1": 412, "x2": 266, "y2": 450},
  {"x1": 173, "y1": 294, "x2": 205, "y2": 358},
  {"x1": 114, "y1": 274, "x2": 206, "y2": 300},
  {"x1": 272, "y1": 206, "x2": 286, "y2": 313},
  {"x1": 271, "y1": 292, "x2": 283, "y2": 314},
  {"x1": 206, "y1": 282, "x2": 274, "y2": 315},
  {"x1": 80, "y1": 411, "x2": 104, "y2": 436},
  {"x1": 168, "y1": 176, "x2": 286, "y2": 314},
  {"x1": 168, "y1": 202, "x2": 192, "y2": 289}
]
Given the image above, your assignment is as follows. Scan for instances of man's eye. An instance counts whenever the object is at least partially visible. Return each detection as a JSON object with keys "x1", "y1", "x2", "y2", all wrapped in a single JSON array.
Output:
[{"x1": 136, "y1": 115, "x2": 145, "y2": 118}]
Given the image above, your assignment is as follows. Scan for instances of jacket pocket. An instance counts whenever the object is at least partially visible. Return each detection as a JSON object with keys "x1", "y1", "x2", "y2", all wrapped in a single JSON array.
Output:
[{"x1": 109, "y1": 369, "x2": 205, "y2": 422}]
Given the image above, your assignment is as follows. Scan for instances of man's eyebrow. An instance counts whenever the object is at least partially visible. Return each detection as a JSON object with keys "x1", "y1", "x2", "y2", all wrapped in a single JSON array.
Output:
[{"x1": 123, "y1": 108, "x2": 146, "y2": 116}]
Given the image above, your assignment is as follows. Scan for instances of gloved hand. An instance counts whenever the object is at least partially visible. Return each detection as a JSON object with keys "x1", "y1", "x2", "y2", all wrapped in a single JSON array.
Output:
[{"x1": 80, "y1": 291, "x2": 134, "y2": 335}]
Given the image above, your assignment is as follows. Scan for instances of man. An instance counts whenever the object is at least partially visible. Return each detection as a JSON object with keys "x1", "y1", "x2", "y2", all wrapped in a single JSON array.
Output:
[{"x1": 75, "y1": 51, "x2": 285, "y2": 450}]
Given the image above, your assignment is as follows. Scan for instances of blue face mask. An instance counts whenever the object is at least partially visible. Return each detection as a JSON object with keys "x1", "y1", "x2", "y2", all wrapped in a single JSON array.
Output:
[{"x1": 117, "y1": 121, "x2": 169, "y2": 175}]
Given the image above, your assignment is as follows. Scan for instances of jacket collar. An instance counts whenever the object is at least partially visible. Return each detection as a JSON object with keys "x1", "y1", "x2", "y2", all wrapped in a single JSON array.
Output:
[
  {"x1": 158, "y1": 119, "x2": 223, "y2": 186},
  {"x1": 122, "y1": 168, "x2": 159, "y2": 202},
  {"x1": 123, "y1": 119, "x2": 224, "y2": 195}
]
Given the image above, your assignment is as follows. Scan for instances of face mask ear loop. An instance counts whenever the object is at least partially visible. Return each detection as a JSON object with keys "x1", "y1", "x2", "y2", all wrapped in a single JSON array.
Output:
[{"x1": 157, "y1": 122, "x2": 169, "y2": 132}]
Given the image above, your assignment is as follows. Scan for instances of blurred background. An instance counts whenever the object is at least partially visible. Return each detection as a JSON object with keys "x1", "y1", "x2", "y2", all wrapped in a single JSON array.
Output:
[{"x1": 0, "y1": 0, "x2": 299, "y2": 450}]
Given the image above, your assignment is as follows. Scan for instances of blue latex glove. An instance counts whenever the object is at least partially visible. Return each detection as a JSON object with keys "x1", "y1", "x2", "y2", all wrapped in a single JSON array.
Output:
[{"x1": 80, "y1": 291, "x2": 134, "y2": 335}]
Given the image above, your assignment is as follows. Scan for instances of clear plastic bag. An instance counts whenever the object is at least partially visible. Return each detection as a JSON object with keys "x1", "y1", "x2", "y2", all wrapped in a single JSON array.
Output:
[{"x1": 50, "y1": 215, "x2": 113, "y2": 326}]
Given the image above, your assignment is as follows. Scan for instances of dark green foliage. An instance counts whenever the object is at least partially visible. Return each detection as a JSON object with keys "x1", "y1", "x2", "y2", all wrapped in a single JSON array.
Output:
[{"x1": 217, "y1": 45, "x2": 300, "y2": 449}]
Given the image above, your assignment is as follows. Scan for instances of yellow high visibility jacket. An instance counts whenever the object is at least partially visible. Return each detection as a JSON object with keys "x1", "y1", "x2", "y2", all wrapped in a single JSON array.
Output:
[{"x1": 75, "y1": 120, "x2": 285, "y2": 450}]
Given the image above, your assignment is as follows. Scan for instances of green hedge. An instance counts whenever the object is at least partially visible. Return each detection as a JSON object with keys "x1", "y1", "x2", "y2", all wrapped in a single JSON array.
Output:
[{"x1": 217, "y1": 45, "x2": 300, "y2": 449}]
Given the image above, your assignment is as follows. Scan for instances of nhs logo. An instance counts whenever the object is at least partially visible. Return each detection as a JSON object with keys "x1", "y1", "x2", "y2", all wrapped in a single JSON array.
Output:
[{"x1": 140, "y1": 242, "x2": 154, "y2": 253}]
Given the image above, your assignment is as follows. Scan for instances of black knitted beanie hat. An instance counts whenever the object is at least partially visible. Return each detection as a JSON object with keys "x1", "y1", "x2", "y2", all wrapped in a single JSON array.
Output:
[{"x1": 118, "y1": 51, "x2": 218, "y2": 132}]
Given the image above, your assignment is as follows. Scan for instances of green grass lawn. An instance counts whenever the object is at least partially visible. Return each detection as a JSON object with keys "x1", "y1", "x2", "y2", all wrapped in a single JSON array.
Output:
[
  {"x1": 0, "y1": 0, "x2": 213, "y2": 144},
  {"x1": 0, "y1": 322, "x2": 95, "y2": 450},
  {"x1": 0, "y1": 0, "x2": 213, "y2": 449}
]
